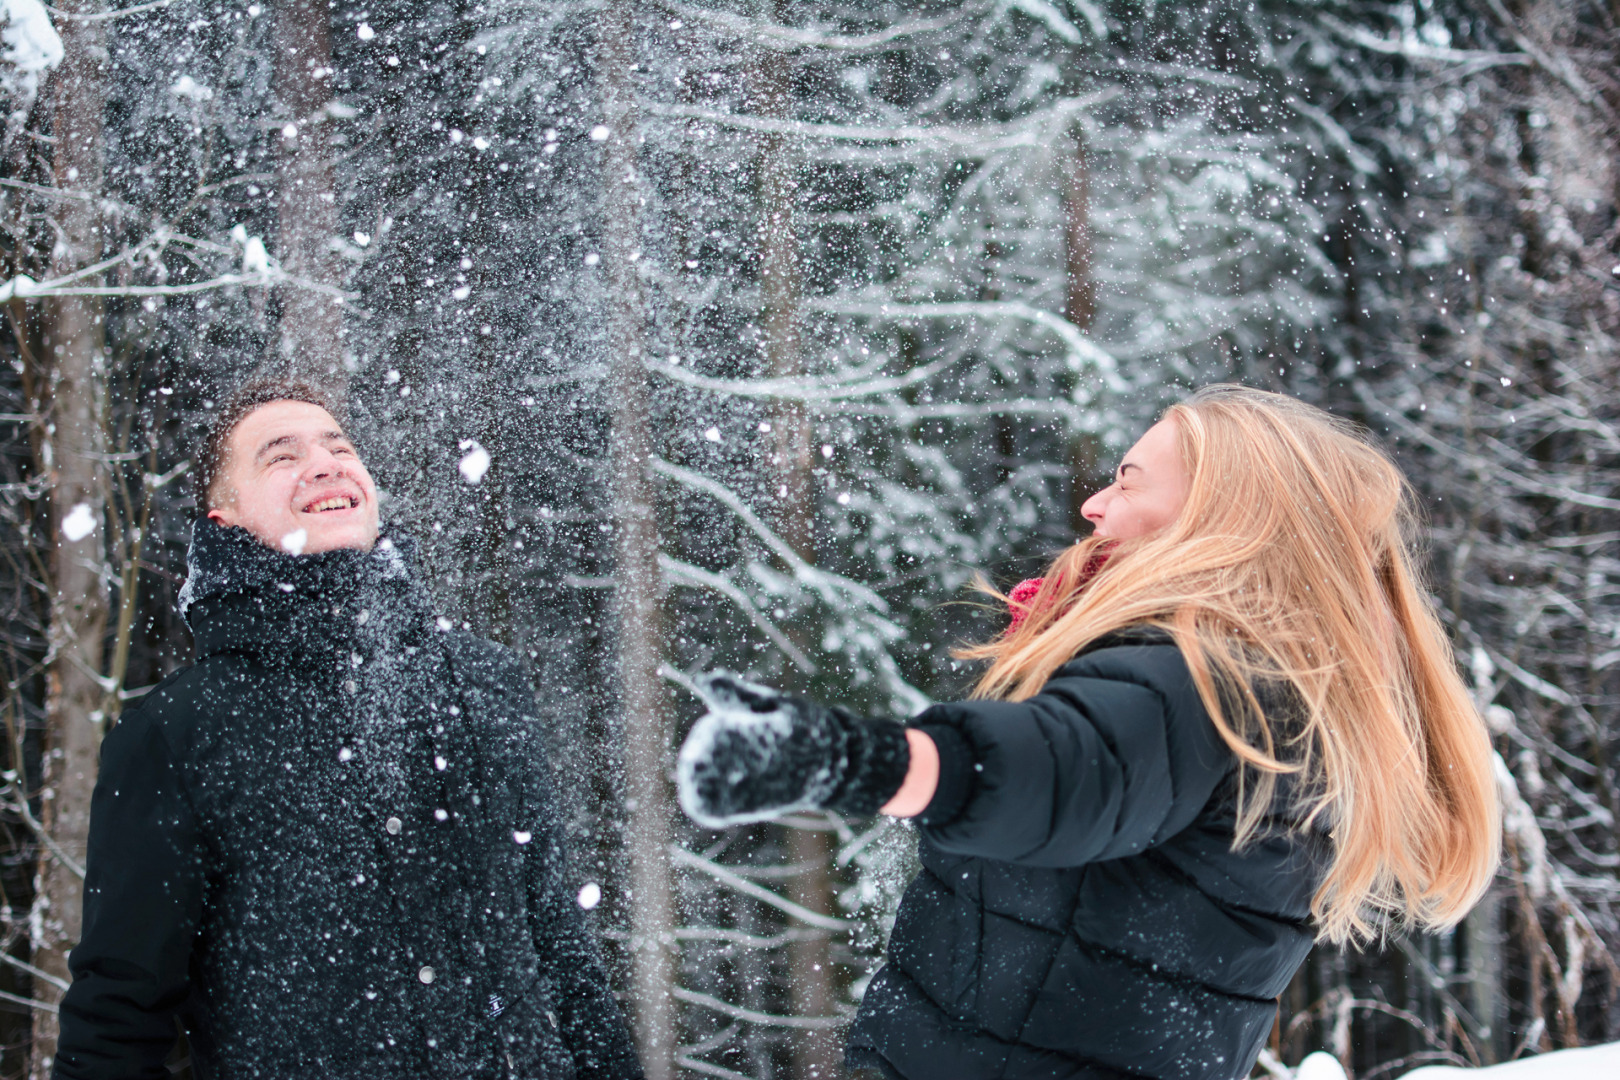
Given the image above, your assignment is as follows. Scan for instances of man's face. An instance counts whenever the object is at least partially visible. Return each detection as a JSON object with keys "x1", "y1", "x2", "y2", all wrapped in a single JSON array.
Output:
[{"x1": 207, "y1": 401, "x2": 380, "y2": 554}]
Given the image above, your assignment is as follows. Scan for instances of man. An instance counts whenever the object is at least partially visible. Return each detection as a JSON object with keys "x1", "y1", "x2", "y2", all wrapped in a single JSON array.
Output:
[{"x1": 54, "y1": 381, "x2": 641, "y2": 1079}]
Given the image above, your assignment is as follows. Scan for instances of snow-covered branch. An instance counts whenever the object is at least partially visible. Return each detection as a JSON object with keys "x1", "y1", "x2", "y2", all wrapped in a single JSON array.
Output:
[
  {"x1": 0, "y1": 951, "x2": 68, "y2": 992},
  {"x1": 1353, "y1": 380, "x2": 1620, "y2": 512},
  {"x1": 641, "y1": 90, "x2": 1117, "y2": 153},
  {"x1": 802, "y1": 297, "x2": 1120, "y2": 390},
  {"x1": 645, "y1": 0, "x2": 987, "y2": 53},
  {"x1": 0, "y1": 268, "x2": 349, "y2": 301},
  {"x1": 44, "y1": 0, "x2": 175, "y2": 21},
  {"x1": 646, "y1": 351, "x2": 968, "y2": 402},
  {"x1": 0, "y1": 987, "x2": 55, "y2": 1014},
  {"x1": 1316, "y1": 12, "x2": 1530, "y2": 66},
  {"x1": 672, "y1": 987, "x2": 849, "y2": 1030},
  {"x1": 648, "y1": 456, "x2": 894, "y2": 619},
  {"x1": 668, "y1": 845, "x2": 851, "y2": 932},
  {"x1": 658, "y1": 555, "x2": 817, "y2": 675}
]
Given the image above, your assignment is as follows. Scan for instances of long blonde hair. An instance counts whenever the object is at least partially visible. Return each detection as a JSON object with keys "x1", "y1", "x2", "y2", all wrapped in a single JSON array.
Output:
[{"x1": 960, "y1": 385, "x2": 1500, "y2": 944}]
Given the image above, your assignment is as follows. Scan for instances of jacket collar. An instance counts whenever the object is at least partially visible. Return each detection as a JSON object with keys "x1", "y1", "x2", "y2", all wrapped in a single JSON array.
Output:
[{"x1": 181, "y1": 518, "x2": 431, "y2": 668}]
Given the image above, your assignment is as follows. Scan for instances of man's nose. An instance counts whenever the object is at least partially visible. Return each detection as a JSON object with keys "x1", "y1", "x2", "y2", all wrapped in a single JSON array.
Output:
[{"x1": 306, "y1": 448, "x2": 346, "y2": 480}]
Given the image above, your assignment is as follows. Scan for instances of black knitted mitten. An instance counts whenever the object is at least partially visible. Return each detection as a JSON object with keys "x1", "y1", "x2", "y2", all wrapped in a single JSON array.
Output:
[{"x1": 676, "y1": 673, "x2": 911, "y2": 828}]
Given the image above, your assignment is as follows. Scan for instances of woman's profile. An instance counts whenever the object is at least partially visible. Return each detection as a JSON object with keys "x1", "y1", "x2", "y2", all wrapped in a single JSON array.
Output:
[{"x1": 675, "y1": 384, "x2": 1502, "y2": 1080}]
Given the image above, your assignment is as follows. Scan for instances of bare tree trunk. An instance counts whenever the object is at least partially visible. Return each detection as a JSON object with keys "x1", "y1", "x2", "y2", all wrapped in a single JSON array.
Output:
[
  {"x1": 31, "y1": 2, "x2": 109, "y2": 1073},
  {"x1": 1061, "y1": 126, "x2": 1096, "y2": 332},
  {"x1": 1062, "y1": 126, "x2": 1100, "y2": 540},
  {"x1": 751, "y1": 21, "x2": 844, "y2": 1074},
  {"x1": 599, "y1": 6, "x2": 676, "y2": 1078},
  {"x1": 273, "y1": 0, "x2": 344, "y2": 379}
]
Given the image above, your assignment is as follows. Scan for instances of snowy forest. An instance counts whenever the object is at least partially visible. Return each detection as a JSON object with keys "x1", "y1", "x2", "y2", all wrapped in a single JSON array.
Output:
[{"x1": 1, "y1": 0, "x2": 1618, "y2": 1078}]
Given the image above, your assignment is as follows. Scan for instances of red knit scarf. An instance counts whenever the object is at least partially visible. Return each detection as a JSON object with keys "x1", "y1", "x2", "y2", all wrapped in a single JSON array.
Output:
[{"x1": 1005, "y1": 547, "x2": 1113, "y2": 633}]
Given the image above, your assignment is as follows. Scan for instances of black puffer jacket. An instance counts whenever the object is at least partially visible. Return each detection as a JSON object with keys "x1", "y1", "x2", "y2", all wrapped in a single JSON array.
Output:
[
  {"x1": 54, "y1": 521, "x2": 641, "y2": 1080},
  {"x1": 847, "y1": 631, "x2": 1329, "y2": 1080}
]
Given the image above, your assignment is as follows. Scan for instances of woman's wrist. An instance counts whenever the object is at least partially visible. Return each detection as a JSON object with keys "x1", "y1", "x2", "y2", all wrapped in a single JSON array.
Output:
[{"x1": 880, "y1": 729, "x2": 939, "y2": 817}]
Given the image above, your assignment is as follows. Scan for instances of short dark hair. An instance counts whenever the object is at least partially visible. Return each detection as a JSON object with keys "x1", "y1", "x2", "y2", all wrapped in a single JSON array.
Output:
[{"x1": 195, "y1": 378, "x2": 347, "y2": 514}]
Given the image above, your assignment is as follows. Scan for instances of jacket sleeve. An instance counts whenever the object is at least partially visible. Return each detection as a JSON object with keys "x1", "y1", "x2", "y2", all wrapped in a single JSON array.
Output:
[
  {"x1": 913, "y1": 642, "x2": 1234, "y2": 868},
  {"x1": 53, "y1": 710, "x2": 204, "y2": 1080},
  {"x1": 522, "y1": 740, "x2": 644, "y2": 1080}
]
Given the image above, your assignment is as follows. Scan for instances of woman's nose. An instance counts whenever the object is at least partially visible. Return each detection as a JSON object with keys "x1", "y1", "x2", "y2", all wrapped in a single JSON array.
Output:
[{"x1": 1080, "y1": 485, "x2": 1112, "y2": 524}]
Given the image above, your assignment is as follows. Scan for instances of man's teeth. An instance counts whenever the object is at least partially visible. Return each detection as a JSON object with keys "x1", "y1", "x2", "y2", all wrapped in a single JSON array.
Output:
[{"x1": 306, "y1": 497, "x2": 354, "y2": 512}]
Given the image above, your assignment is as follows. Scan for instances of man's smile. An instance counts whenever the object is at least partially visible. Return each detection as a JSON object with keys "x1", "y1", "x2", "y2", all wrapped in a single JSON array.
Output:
[{"x1": 301, "y1": 493, "x2": 361, "y2": 514}]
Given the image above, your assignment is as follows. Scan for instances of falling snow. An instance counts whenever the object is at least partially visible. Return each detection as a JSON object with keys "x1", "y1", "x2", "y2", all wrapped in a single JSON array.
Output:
[{"x1": 3, "y1": 2, "x2": 1618, "y2": 1078}]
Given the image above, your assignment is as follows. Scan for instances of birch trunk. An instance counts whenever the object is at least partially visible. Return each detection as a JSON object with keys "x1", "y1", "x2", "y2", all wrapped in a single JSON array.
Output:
[
  {"x1": 599, "y1": 6, "x2": 676, "y2": 1078},
  {"x1": 31, "y1": 1, "x2": 109, "y2": 1072}
]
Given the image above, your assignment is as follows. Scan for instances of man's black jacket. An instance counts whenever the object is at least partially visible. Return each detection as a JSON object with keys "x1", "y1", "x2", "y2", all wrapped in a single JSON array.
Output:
[
  {"x1": 847, "y1": 632, "x2": 1330, "y2": 1080},
  {"x1": 54, "y1": 522, "x2": 641, "y2": 1080}
]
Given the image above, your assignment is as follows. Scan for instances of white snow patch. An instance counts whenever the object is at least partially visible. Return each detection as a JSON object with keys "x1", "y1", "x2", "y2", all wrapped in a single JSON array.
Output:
[
  {"x1": 451, "y1": 284, "x2": 471, "y2": 300},
  {"x1": 1, "y1": 0, "x2": 62, "y2": 144},
  {"x1": 1295, "y1": 1054, "x2": 1347, "y2": 1080},
  {"x1": 356, "y1": 23, "x2": 374, "y2": 40},
  {"x1": 512, "y1": 830, "x2": 531, "y2": 844},
  {"x1": 1265, "y1": 1043, "x2": 1620, "y2": 1080},
  {"x1": 0, "y1": 273, "x2": 37, "y2": 301},
  {"x1": 1401, "y1": 1043, "x2": 1620, "y2": 1080},
  {"x1": 170, "y1": 75, "x2": 212, "y2": 102},
  {"x1": 589, "y1": 125, "x2": 611, "y2": 141},
  {"x1": 280, "y1": 529, "x2": 308, "y2": 555},
  {"x1": 576, "y1": 882, "x2": 601, "y2": 909},
  {"x1": 242, "y1": 237, "x2": 269, "y2": 275},
  {"x1": 458, "y1": 440, "x2": 491, "y2": 484},
  {"x1": 703, "y1": 426, "x2": 721, "y2": 443},
  {"x1": 60, "y1": 502, "x2": 95, "y2": 541},
  {"x1": 1007, "y1": 0, "x2": 1083, "y2": 44}
]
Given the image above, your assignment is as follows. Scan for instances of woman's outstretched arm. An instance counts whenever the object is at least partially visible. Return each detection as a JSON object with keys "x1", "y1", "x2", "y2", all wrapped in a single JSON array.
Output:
[{"x1": 879, "y1": 729, "x2": 938, "y2": 817}]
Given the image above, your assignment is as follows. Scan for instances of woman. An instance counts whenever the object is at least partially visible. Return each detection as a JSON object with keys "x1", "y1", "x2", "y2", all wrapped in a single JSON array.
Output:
[{"x1": 676, "y1": 385, "x2": 1501, "y2": 1080}]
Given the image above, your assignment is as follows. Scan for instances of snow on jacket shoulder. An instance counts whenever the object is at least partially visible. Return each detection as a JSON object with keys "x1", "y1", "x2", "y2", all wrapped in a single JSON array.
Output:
[{"x1": 847, "y1": 628, "x2": 1329, "y2": 1080}]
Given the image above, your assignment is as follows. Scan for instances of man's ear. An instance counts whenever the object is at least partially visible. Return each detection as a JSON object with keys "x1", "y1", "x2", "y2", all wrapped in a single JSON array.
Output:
[{"x1": 206, "y1": 488, "x2": 235, "y2": 527}]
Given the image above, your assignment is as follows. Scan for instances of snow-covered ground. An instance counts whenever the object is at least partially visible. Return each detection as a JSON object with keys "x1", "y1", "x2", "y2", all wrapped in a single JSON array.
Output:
[
  {"x1": 1402, "y1": 1043, "x2": 1620, "y2": 1080},
  {"x1": 1279, "y1": 1044, "x2": 1620, "y2": 1080}
]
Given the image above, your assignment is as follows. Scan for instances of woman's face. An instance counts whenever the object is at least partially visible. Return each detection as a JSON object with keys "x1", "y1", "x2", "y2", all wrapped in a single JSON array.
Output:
[{"x1": 1080, "y1": 418, "x2": 1191, "y2": 540}]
